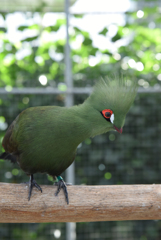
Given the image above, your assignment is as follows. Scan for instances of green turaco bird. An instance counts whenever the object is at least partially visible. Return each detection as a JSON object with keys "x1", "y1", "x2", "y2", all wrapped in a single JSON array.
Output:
[{"x1": 0, "y1": 78, "x2": 137, "y2": 204}]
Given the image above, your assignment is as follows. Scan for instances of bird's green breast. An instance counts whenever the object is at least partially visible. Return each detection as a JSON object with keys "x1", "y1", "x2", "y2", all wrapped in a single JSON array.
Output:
[{"x1": 12, "y1": 106, "x2": 92, "y2": 176}]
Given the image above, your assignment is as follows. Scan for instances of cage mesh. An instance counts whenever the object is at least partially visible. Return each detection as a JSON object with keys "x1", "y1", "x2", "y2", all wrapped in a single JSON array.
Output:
[{"x1": 0, "y1": 92, "x2": 161, "y2": 240}]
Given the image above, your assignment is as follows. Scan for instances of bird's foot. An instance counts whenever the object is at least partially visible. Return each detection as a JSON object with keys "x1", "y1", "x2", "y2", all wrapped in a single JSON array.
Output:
[
  {"x1": 28, "y1": 174, "x2": 42, "y2": 201},
  {"x1": 54, "y1": 176, "x2": 70, "y2": 204}
]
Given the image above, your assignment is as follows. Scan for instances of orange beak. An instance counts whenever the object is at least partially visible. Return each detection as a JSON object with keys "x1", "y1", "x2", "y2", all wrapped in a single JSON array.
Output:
[{"x1": 114, "y1": 125, "x2": 123, "y2": 134}]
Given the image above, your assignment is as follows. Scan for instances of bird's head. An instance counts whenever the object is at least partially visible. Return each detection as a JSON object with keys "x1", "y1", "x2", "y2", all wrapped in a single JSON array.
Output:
[{"x1": 85, "y1": 77, "x2": 137, "y2": 134}]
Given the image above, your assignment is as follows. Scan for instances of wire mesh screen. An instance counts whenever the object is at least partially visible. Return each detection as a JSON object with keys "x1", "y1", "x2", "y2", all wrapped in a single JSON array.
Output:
[{"x1": 0, "y1": 91, "x2": 161, "y2": 240}]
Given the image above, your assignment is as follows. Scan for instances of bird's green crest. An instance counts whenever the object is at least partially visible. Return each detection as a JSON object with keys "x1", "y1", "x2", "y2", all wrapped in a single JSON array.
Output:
[{"x1": 86, "y1": 77, "x2": 137, "y2": 115}]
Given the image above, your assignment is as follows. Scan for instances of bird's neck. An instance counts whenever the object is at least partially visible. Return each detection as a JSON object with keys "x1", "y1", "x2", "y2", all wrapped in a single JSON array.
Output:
[{"x1": 68, "y1": 101, "x2": 111, "y2": 141}]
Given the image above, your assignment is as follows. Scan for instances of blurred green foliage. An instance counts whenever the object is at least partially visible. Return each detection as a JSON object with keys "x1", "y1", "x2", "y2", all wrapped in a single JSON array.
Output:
[
  {"x1": 0, "y1": 4, "x2": 160, "y2": 90},
  {"x1": 0, "y1": 1, "x2": 161, "y2": 240}
]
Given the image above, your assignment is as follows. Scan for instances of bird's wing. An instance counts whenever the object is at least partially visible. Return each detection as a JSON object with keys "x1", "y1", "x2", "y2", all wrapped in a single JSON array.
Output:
[{"x1": 2, "y1": 117, "x2": 19, "y2": 154}]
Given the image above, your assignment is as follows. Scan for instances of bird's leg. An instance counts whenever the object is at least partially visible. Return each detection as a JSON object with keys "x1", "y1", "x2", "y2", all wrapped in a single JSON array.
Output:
[
  {"x1": 54, "y1": 176, "x2": 70, "y2": 204},
  {"x1": 28, "y1": 174, "x2": 42, "y2": 201}
]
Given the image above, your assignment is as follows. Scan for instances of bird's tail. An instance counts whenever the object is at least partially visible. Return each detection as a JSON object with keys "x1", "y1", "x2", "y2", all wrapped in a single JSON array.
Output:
[{"x1": 0, "y1": 152, "x2": 17, "y2": 163}]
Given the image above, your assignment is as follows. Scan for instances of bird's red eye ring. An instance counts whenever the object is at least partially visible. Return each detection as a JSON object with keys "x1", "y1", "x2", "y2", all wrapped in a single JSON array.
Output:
[{"x1": 102, "y1": 109, "x2": 113, "y2": 119}]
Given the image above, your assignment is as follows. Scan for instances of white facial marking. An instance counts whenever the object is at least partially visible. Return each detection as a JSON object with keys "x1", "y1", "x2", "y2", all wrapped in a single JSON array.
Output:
[{"x1": 110, "y1": 113, "x2": 114, "y2": 124}]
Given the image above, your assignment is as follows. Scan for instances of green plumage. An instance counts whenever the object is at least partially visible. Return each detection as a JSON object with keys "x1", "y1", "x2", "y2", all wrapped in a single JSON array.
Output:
[{"x1": 0, "y1": 78, "x2": 137, "y2": 203}]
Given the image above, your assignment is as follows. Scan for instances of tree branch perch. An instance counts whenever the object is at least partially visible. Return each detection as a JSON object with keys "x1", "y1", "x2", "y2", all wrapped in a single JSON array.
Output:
[{"x1": 0, "y1": 183, "x2": 161, "y2": 223}]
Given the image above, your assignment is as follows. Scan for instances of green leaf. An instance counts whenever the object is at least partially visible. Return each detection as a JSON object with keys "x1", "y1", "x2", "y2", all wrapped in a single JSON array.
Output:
[
  {"x1": 111, "y1": 32, "x2": 122, "y2": 42},
  {"x1": 99, "y1": 27, "x2": 108, "y2": 36},
  {"x1": 101, "y1": 50, "x2": 112, "y2": 56},
  {"x1": 73, "y1": 26, "x2": 81, "y2": 33},
  {"x1": 73, "y1": 14, "x2": 83, "y2": 18},
  {"x1": 45, "y1": 25, "x2": 60, "y2": 32},
  {"x1": 82, "y1": 37, "x2": 92, "y2": 46},
  {"x1": 0, "y1": 27, "x2": 6, "y2": 32},
  {"x1": 21, "y1": 35, "x2": 38, "y2": 42},
  {"x1": 29, "y1": 24, "x2": 40, "y2": 30},
  {"x1": 57, "y1": 18, "x2": 65, "y2": 25},
  {"x1": 18, "y1": 25, "x2": 28, "y2": 31}
]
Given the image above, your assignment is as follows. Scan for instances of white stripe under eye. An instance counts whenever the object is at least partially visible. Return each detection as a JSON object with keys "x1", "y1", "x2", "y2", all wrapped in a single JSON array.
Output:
[{"x1": 110, "y1": 113, "x2": 114, "y2": 124}]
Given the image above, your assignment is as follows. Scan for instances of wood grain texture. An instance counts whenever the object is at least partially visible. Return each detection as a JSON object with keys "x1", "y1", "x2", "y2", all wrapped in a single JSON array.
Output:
[{"x1": 0, "y1": 183, "x2": 161, "y2": 223}]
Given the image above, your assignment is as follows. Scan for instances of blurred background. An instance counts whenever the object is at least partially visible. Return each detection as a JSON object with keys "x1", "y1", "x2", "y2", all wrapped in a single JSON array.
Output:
[{"x1": 0, "y1": 0, "x2": 161, "y2": 239}]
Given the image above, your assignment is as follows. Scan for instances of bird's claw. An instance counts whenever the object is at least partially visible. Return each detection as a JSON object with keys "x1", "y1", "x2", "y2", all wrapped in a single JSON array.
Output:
[
  {"x1": 54, "y1": 179, "x2": 70, "y2": 204},
  {"x1": 28, "y1": 174, "x2": 42, "y2": 201}
]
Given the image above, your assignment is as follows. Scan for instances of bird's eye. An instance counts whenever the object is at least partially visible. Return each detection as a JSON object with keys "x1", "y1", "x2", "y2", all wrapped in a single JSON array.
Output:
[
  {"x1": 102, "y1": 109, "x2": 113, "y2": 119},
  {"x1": 105, "y1": 112, "x2": 111, "y2": 118},
  {"x1": 101, "y1": 109, "x2": 114, "y2": 124}
]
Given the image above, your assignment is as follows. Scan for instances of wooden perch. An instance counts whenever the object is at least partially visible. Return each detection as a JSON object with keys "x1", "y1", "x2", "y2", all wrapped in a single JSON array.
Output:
[{"x1": 0, "y1": 183, "x2": 161, "y2": 223}]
